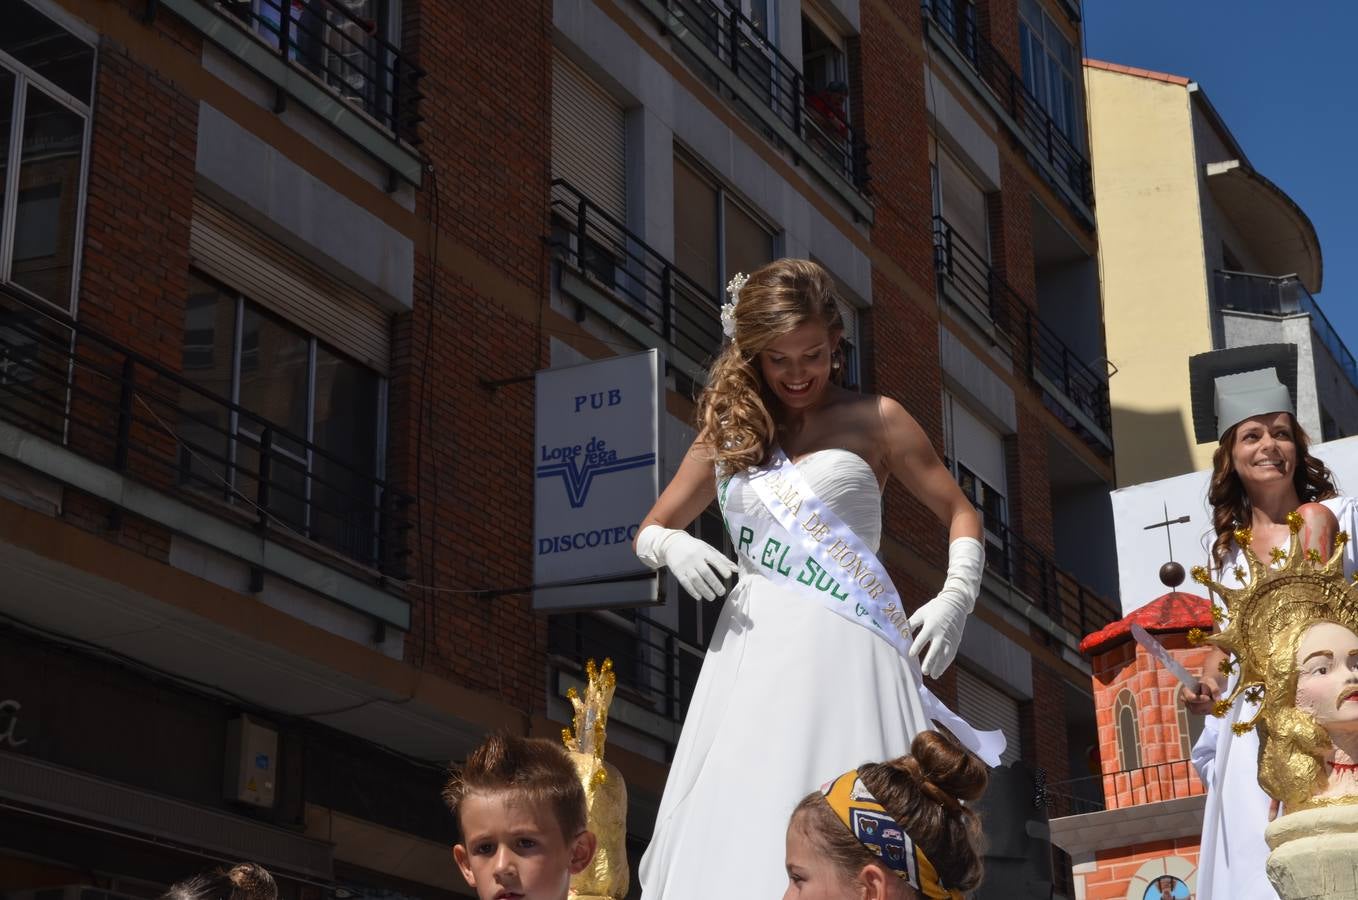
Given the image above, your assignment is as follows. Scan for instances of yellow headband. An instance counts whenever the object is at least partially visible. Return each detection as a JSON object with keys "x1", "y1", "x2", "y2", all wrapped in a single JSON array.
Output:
[{"x1": 822, "y1": 770, "x2": 962, "y2": 900}]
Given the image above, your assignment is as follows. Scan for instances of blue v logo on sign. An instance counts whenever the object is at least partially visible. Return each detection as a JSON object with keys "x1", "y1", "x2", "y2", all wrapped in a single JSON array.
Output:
[{"x1": 537, "y1": 436, "x2": 656, "y2": 508}]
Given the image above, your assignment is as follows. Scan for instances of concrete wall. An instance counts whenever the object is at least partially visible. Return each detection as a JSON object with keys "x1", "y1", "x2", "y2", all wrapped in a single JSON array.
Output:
[{"x1": 1088, "y1": 67, "x2": 1214, "y2": 486}]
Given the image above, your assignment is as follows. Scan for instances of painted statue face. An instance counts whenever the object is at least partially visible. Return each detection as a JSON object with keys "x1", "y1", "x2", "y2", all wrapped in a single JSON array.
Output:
[{"x1": 1295, "y1": 621, "x2": 1358, "y2": 734}]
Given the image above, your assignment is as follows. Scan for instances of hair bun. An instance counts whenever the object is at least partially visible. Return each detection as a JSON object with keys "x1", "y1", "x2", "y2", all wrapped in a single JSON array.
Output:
[{"x1": 909, "y1": 730, "x2": 988, "y2": 805}]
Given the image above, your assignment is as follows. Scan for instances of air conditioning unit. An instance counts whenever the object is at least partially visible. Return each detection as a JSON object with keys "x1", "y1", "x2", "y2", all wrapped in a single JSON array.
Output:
[{"x1": 225, "y1": 714, "x2": 278, "y2": 808}]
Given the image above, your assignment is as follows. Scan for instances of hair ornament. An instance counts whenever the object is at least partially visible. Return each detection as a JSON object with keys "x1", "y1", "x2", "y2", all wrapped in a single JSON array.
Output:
[{"x1": 720, "y1": 272, "x2": 749, "y2": 341}]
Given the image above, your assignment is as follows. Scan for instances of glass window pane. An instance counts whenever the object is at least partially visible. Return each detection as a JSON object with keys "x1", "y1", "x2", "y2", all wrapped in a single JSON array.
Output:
[
  {"x1": 311, "y1": 343, "x2": 380, "y2": 561},
  {"x1": 177, "y1": 274, "x2": 236, "y2": 494},
  {"x1": 1, "y1": 4, "x2": 95, "y2": 104},
  {"x1": 673, "y1": 158, "x2": 719, "y2": 295},
  {"x1": 722, "y1": 198, "x2": 773, "y2": 286},
  {"x1": 235, "y1": 303, "x2": 309, "y2": 530},
  {"x1": 237, "y1": 303, "x2": 310, "y2": 444},
  {"x1": 0, "y1": 71, "x2": 14, "y2": 257},
  {"x1": 1018, "y1": 23, "x2": 1037, "y2": 95},
  {"x1": 11, "y1": 87, "x2": 85, "y2": 309}
]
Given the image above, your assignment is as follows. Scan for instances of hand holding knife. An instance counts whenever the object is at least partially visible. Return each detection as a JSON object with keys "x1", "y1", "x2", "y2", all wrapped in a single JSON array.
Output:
[{"x1": 1129, "y1": 623, "x2": 1221, "y2": 714}]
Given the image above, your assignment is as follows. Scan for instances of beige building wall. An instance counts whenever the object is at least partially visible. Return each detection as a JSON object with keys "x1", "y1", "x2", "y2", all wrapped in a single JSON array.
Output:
[{"x1": 1088, "y1": 67, "x2": 1217, "y2": 485}]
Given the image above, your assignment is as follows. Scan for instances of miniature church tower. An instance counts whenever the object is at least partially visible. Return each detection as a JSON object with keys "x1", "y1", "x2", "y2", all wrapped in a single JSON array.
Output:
[{"x1": 1050, "y1": 589, "x2": 1215, "y2": 899}]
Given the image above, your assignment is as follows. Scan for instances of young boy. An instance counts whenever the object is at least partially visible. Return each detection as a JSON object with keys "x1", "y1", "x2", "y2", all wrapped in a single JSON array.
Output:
[{"x1": 444, "y1": 733, "x2": 597, "y2": 900}]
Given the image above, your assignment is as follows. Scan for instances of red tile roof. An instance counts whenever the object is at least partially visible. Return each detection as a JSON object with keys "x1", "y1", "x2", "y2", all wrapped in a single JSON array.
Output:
[
  {"x1": 1079, "y1": 591, "x2": 1214, "y2": 656},
  {"x1": 1083, "y1": 58, "x2": 1192, "y2": 86}
]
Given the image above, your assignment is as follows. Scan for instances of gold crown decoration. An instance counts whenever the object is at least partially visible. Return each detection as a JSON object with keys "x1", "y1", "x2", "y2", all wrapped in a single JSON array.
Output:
[
  {"x1": 1191, "y1": 513, "x2": 1358, "y2": 806},
  {"x1": 561, "y1": 659, "x2": 628, "y2": 900},
  {"x1": 563, "y1": 657, "x2": 616, "y2": 788}
]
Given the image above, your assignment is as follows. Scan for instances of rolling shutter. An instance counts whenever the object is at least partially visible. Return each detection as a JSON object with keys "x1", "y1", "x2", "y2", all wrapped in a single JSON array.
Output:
[
  {"x1": 551, "y1": 50, "x2": 627, "y2": 223},
  {"x1": 956, "y1": 667, "x2": 1022, "y2": 766},
  {"x1": 189, "y1": 198, "x2": 390, "y2": 375}
]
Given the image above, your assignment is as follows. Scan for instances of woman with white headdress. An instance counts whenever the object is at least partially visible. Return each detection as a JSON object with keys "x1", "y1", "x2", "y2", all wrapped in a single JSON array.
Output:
[{"x1": 1184, "y1": 345, "x2": 1358, "y2": 900}]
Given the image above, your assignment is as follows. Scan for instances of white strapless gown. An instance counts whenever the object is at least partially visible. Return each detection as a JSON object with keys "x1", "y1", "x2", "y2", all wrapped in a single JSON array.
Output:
[{"x1": 639, "y1": 450, "x2": 933, "y2": 899}]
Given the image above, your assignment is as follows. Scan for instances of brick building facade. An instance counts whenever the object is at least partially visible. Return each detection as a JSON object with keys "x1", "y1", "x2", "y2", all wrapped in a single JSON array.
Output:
[{"x1": 0, "y1": 0, "x2": 1118, "y2": 897}]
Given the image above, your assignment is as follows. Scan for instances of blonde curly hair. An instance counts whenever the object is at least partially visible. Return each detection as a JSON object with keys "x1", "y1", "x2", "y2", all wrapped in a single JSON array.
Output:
[{"x1": 696, "y1": 258, "x2": 845, "y2": 474}]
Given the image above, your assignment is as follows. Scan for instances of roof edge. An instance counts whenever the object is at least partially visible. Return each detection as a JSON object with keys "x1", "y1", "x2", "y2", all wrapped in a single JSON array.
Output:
[{"x1": 1083, "y1": 58, "x2": 1191, "y2": 86}]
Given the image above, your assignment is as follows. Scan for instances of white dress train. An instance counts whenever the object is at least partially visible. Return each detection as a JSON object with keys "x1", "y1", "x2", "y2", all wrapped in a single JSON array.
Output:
[{"x1": 639, "y1": 450, "x2": 933, "y2": 899}]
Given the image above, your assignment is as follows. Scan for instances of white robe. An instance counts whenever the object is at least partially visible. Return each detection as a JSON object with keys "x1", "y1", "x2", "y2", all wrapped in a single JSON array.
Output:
[{"x1": 1191, "y1": 495, "x2": 1358, "y2": 900}]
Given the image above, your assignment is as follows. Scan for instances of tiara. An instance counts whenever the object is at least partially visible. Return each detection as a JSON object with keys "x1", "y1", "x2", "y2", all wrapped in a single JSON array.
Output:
[{"x1": 720, "y1": 272, "x2": 749, "y2": 341}]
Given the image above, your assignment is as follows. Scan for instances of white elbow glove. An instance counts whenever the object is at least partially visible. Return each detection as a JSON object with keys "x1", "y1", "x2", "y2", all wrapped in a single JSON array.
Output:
[
  {"x1": 908, "y1": 537, "x2": 984, "y2": 679},
  {"x1": 635, "y1": 524, "x2": 738, "y2": 602}
]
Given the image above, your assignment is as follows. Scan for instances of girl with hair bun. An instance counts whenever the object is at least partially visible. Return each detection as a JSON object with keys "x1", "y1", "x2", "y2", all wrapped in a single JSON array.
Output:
[
  {"x1": 633, "y1": 259, "x2": 997, "y2": 898},
  {"x1": 784, "y1": 730, "x2": 988, "y2": 900}
]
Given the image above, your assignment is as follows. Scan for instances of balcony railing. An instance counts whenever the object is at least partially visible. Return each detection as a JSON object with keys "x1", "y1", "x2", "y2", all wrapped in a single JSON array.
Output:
[
  {"x1": 550, "y1": 179, "x2": 725, "y2": 367},
  {"x1": 933, "y1": 216, "x2": 1113, "y2": 456},
  {"x1": 0, "y1": 288, "x2": 411, "y2": 576},
  {"x1": 983, "y1": 507, "x2": 1120, "y2": 638},
  {"x1": 549, "y1": 610, "x2": 706, "y2": 752},
  {"x1": 1046, "y1": 758, "x2": 1205, "y2": 818},
  {"x1": 1214, "y1": 269, "x2": 1358, "y2": 393},
  {"x1": 216, "y1": 0, "x2": 424, "y2": 145},
  {"x1": 648, "y1": 0, "x2": 870, "y2": 195},
  {"x1": 920, "y1": 0, "x2": 1093, "y2": 212}
]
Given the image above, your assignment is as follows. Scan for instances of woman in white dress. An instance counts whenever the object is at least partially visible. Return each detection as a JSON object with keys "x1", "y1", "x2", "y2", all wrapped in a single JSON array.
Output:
[
  {"x1": 1182, "y1": 354, "x2": 1356, "y2": 900},
  {"x1": 632, "y1": 258, "x2": 990, "y2": 899}
]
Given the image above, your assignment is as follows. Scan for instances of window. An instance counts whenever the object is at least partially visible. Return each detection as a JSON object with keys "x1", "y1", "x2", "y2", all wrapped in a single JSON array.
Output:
[
  {"x1": 178, "y1": 271, "x2": 385, "y2": 563},
  {"x1": 956, "y1": 668, "x2": 1022, "y2": 765},
  {"x1": 933, "y1": 147, "x2": 989, "y2": 260},
  {"x1": 0, "y1": 3, "x2": 95, "y2": 315},
  {"x1": 942, "y1": 392, "x2": 1009, "y2": 574},
  {"x1": 1018, "y1": 0, "x2": 1080, "y2": 146},
  {"x1": 1114, "y1": 689, "x2": 1141, "y2": 771},
  {"x1": 673, "y1": 155, "x2": 776, "y2": 359},
  {"x1": 801, "y1": 5, "x2": 857, "y2": 181},
  {"x1": 928, "y1": 0, "x2": 977, "y2": 65}
]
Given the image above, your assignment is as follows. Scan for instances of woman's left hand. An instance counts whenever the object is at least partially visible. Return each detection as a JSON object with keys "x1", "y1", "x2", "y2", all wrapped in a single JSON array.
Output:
[{"x1": 908, "y1": 537, "x2": 985, "y2": 677}]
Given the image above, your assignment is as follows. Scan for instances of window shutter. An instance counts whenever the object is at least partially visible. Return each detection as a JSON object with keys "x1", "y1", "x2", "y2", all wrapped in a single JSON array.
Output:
[
  {"x1": 551, "y1": 51, "x2": 627, "y2": 224},
  {"x1": 189, "y1": 198, "x2": 390, "y2": 375},
  {"x1": 956, "y1": 668, "x2": 1022, "y2": 766}
]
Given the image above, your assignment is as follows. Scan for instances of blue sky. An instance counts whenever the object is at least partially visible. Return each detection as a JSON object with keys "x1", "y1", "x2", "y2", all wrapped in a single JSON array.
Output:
[{"x1": 1083, "y1": 2, "x2": 1358, "y2": 343}]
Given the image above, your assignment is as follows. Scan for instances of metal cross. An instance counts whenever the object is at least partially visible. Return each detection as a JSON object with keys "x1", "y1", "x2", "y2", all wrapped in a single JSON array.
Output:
[{"x1": 1143, "y1": 502, "x2": 1191, "y2": 561}]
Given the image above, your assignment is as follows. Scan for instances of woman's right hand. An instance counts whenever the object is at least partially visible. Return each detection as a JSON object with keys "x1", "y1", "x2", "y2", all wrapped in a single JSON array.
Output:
[
  {"x1": 635, "y1": 525, "x2": 737, "y2": 601},
  {"x1": 1181, "y1": 677, "x2": 1224, "y2": 715}
]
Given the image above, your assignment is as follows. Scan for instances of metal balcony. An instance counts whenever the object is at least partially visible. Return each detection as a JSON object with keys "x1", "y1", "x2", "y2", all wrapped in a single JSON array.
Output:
[
  {"x1": 1214, "y1": 269, "x2": 1358, "y2": 393},
  {"x1": 1045, "y1": 758, "x2": 1205, "y2": 819},
  {"x1": 933, "y1": 216, "x2": 1113, "y2": 456},
  {"x1": 0, "y1": 288, "x2": 411, "y2": 579},
  {"x1": 550, "y1": 179, "x2": 725, "y2": 377},
  {"x1": 920, "y1": 0, "x2": 1093, "y2": 218},
  {"x1": 214, "y1": 0, "x2": 424, "y2": 144},
  {"x1": 633, "y1": 0, "x2": 871, "y2": 215}
]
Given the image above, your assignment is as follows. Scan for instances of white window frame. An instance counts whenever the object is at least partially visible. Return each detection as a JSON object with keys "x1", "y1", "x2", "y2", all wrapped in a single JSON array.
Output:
[
  {"x1": 185, "y1": 274, "x2": 388, "y2": 543},
  {"x1": 0, "y1": 11, "x2": 95, "y2": 318},
  {"x1": 1018, "y1": 0, "x2": 1082, "y2": 149}
]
